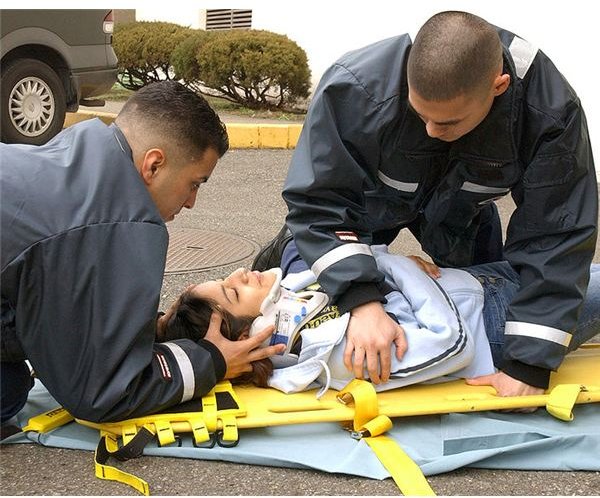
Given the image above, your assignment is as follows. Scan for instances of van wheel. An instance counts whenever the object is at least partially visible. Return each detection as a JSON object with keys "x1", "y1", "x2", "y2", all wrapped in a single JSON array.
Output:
[{"x1": 0, "y1": 58, "x2": 66, "y2": 145}]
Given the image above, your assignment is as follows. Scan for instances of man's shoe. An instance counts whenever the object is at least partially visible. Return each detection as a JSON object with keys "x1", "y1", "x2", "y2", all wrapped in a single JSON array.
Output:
[
  {"x1": 252, "y1": 225, "x2": 293, "y2": 271},
  {"x1": 0, "y1": 423, "x2": 21, "y2": 441}
]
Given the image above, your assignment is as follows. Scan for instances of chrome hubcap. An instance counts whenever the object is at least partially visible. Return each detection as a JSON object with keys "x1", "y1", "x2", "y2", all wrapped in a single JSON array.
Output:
[{"x1": 9, "y1": 76, "x2": 55, "y2": 137}]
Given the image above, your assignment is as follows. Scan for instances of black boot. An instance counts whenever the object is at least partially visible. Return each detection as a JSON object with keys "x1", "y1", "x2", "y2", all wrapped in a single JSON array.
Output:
[
  {"x1": 251, "y1": 224, "x2": 293, "y2": 271},
  {"x1": 0, "y1": 423, "x2": 21, "y2": 441}
]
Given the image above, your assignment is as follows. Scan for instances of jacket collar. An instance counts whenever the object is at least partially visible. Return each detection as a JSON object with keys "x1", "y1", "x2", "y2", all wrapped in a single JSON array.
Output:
[
  {"x1": 448, "y1": 47, "x2": 519, "y2": 164},
  {"x1": 110, "y1": 123, "x2": 134, "y2": 161}
]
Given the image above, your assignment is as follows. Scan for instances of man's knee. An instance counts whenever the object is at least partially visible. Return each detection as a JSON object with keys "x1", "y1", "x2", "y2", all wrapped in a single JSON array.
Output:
[
  {"x1": 473, "y1": 203, "x2": 503, "y2": 264},
  {"x1": 569, "y1": 265, "x2": 600, "y2": 351}
]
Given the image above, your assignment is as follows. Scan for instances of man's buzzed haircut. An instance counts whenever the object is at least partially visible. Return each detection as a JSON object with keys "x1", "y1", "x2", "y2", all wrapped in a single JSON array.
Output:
[
  {"x1": 407, "y1": 11, "x2": 503, "y2": 101},
  {"x1": 116, "y1": 81, "x2": 229, "y2": 159}
]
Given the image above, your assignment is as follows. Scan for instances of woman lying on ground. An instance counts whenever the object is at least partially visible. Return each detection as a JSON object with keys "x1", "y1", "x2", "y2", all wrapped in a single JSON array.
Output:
[{"x1": 157, "y1": 245, "x2": 600, "y2": 397}]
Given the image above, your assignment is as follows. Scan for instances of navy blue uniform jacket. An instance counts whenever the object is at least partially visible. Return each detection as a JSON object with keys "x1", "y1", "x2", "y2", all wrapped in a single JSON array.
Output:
[
  {"x1": 1, "y1": 120, "x2": 225, "y2": 422},
  {"x1": 283, "y1": 29, "x2": 598, "y2": 388}
]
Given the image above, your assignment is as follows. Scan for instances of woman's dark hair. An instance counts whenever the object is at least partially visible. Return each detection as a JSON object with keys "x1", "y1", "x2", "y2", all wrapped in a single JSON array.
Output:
[{"x1": 160, "y1": 289, "x2": 273, "y2": 387}]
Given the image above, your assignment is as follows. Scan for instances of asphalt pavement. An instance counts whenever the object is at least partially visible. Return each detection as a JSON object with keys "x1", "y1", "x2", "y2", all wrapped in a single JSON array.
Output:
[{"x1": 1, "y1": 146, "x2": 599, "y2": 495}]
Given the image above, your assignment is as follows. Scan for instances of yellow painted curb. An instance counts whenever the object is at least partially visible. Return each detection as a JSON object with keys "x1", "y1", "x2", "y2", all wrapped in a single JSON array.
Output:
[
  {"x1": 64, "y1": 110, "x2": 116, "y2": 127},
  {"x1": 226, "y1": 123, "x2": 303, "y2": 149},
  {"x1": 64, "y1": 110, "x2": 302, "y2": 149}
]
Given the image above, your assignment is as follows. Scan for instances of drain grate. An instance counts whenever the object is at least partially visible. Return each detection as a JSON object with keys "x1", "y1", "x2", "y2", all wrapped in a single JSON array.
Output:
[{"x1": 165, "y1": 228, "x2": 260, "y2": 274}]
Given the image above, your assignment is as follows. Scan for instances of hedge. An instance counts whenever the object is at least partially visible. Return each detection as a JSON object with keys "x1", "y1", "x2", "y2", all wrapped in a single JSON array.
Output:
[
  {"x1": 193, "y1": 29, "x2": 310, "y2": 109},
  {"x1": 113, "y1": 21, "x2": 193, "y2": 90},
  {"x1": 170, "y1": 30, "x2": 211, "y2": 94},
  {"x1": 114, "y1": 22, "x2": 311, "y2": 110}
]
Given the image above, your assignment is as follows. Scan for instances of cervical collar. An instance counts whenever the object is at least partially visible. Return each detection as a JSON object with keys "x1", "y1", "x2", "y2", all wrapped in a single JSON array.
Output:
[{"x1": 249, "y1": 268, "x2": 329, "y2": 362}]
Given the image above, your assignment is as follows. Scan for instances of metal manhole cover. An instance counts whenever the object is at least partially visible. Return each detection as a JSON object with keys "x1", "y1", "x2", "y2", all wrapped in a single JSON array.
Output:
[{"x1": 165, "y1": 228, "x2": 260, "y2": 274}]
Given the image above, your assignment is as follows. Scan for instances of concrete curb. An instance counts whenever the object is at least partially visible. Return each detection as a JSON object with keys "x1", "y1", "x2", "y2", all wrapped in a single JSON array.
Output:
[{"x1": 63, "y1": 110, "x2": 302, "y2": 149}]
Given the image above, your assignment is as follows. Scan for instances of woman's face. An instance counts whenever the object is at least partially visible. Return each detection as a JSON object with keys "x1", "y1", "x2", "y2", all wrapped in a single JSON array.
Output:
[{"x1": 189, "y1": 268, "x2": 278, "y2": 318}]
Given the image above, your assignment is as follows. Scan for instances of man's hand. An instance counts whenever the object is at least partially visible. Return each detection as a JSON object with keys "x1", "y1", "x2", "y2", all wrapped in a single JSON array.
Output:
[
  {"x1": 343, "y1": 301, "x2": 407, "y2": 384},
  {"x1": 204, "y1": 312, "x2": 285, "y2": 379},
  {"x1": 466, "y1": 371, "x2": 545, "y2": 413}
]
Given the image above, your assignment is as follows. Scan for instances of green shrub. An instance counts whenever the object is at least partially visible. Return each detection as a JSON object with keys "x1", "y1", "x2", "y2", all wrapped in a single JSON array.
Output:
[
  {"x1": 113, "y1": 21, "x2": 193, "y2": 90},
  {"x1": 195, "y1": 30, "x2": 311, "y2": 109},
  {"x1": 170, "y1": 30, "x2": 210, "y2": 81},
  {"x1": 170, "y1": 30, "x2": 211, "y2": 93},
  {"x1": 114, "y1": 24, "x2": 311, "y2": 111}
]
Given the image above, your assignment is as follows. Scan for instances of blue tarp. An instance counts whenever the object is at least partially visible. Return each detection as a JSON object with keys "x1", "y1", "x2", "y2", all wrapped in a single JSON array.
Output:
[{"x1": 4, "y1": 380, "x2": 599, "y2": 478}]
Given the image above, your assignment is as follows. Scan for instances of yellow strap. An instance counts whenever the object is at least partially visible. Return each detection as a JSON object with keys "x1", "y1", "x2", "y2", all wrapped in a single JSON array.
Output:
[
  {"x1": 337, "y1": 379, "x2": 380, "y2": 431},
  {"x1": 220, "y1": 414, "x2": 239, "y2": 443},
  {"x1": 201, "y1": 388, "x2": 218, "y2": 432},
  {"x1": 189, "y1": 416, "x2": 211, "y2": 444},
  {"x1": 546, "y1": 384, "x2": 583, "y2": 421},
  {"x1": 122, "y1": 424, "x2": 139, "y2": 446},
  {"x1": 103, "y1": 432, "x2": 120, "y2": 452},
  {"x1": 95, "y1": 434, "x2": 150, "y2": 496},
  {"x1": 154, "y1": 419, "x2": 176, "y2": 446},
  {"x1": 338, "y1": 380, "x2": 435, "y2": 496},
  {"x1": 364, "y1": 435, "x2": 436, "y2": 496},
  {"x1": 360, "y1": 414, "x2": 393, "y2": 438}
]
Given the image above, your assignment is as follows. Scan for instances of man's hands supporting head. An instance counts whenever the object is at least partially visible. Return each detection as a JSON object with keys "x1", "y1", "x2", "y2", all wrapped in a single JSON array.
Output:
[
  {"x1": 204, "y1": 313, "x2": 284, "y2": 380},
  {"x1": 157, "y1": 294, "x2": 284, "y2": 381}
]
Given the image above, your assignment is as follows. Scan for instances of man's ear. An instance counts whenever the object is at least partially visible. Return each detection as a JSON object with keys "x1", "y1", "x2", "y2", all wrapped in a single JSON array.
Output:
[
  {"x1": 492, "y1": 73, "x2": 511, "y2": 97},
  {"x1": 140, "y1": 148, "x2": 166, "y2": 185}
]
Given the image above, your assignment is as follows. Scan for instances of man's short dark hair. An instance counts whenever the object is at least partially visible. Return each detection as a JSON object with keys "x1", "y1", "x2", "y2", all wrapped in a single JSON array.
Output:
[
  {"x1": 407, "y1": 11, "x2": 502, "y2": 101},
  {"x1": 116, "y1": 81, "x2": 229, "y2": 159}
]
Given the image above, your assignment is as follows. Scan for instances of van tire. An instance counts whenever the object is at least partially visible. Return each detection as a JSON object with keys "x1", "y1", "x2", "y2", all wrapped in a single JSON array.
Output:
[{"x1": 1, "y1": 58, "x2": 66, "y2": 145}]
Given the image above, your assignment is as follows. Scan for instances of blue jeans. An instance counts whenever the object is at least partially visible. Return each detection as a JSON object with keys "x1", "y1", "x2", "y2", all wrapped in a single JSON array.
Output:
[
  {"x1": 281, "y1": 240, "x2": 309, "y2": 275},
  {"x1": 464, "y1": 261, "x2": 600, "y2": 366}
]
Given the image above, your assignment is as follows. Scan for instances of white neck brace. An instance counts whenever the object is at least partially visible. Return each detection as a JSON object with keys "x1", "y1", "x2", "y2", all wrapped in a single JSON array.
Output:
[{"x1": 249, "y1": 268, "x2": 329, "y2": 358}]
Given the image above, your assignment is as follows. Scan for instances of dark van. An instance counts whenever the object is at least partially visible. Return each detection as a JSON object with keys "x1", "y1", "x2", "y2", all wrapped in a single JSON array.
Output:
[{"x1": 1, "y1": 9, "x2": 118, "y2": 144}]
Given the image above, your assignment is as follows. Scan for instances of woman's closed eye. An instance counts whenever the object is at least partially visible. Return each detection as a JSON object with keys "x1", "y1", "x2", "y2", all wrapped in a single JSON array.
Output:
[{"x1": 220, "y1": 282, "x2": 239, "y2": 304}]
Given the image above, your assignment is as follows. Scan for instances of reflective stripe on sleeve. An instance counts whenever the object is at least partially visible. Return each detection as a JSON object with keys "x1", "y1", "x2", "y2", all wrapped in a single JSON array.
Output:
[
  {"x1": 378, "y1": 171, "x2": 419, "y2": 192},
  {"x1": 311, "y1": 243, "x2": 373, "y2": 278},
  {"x1": 461, "y1": 182, "x2": 510, "y2": 194},
  {"x1": 505, "y1": 321, "x2": 572, "y2": 347},
  {"x1": 162, "y1": 342, "x2": 196, "y2": 402}
]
